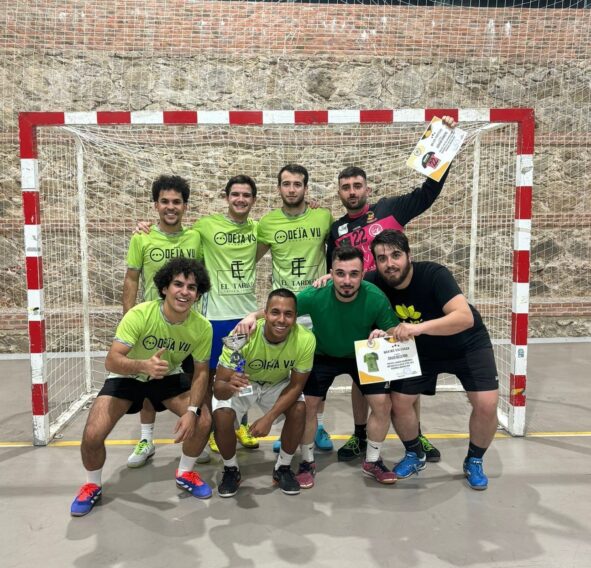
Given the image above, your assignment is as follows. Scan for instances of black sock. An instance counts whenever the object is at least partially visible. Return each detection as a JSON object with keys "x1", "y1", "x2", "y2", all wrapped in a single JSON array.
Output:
[
  {"x1": 467, "y1": 442, "x2": 487, "y2": 460},
  {"x1": 354, "y1": 424, "x2": 367, "y2": 441},
  {"x1": 402, "y1": 437, "x2": 425, "y2": 459}
]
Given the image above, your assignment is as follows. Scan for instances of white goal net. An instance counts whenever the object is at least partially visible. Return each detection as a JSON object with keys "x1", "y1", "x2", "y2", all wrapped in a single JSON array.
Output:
[{"x1": 29, "y1": 114, "x2": 521, "y2": 442}]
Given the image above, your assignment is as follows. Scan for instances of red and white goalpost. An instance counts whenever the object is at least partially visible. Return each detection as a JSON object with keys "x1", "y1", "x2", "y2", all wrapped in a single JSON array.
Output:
[{"x1": 19, "y1": 108, "x2": 533, "y2": 445}]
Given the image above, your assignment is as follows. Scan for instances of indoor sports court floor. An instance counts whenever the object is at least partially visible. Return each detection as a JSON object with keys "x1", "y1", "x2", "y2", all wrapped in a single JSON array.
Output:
[{"x1": 1, "y1": 342, "x2": 589, "y2": 568}]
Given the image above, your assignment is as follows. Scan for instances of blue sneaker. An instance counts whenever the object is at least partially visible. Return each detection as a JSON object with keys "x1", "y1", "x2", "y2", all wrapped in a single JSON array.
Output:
[
  {"x1": 463, "y1": 457, "x2": 488, "y2": 490},
  {"x1": 314, "y1": 425, "x2": 333, "y2": 451},
  {"x1": 70, "y1": 483, "x2": 102, "y2": 517},
  {"x1": 272, "y1": 439, "x2": 281, "y2": 453},
  {"x1": 393, "y1": 451, "x2": 427, "y2": 479},
  {"x1": 176, "y1": 470, "x2": 212, "y2": 499}
]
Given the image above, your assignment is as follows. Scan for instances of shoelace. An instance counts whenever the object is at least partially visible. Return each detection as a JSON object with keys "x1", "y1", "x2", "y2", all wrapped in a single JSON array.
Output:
[
  {"x1": 180, "y1": 471, "x2": 204, "y2": 486},
  {"x1": 134, "y1": 440, "x2": 151, "y2": 454},
  {"x1": 77, "y1": 483, "x2": 100, "y2": 500},
  {"x1": 419, "y1": 436, "x2": 434, "y2": 451},
  {"x1": 343, "y1": 436, "x2": 361, "y2": 450},
  {"x1": 318, "y1": 429, "x2": 331, "y2": 441}
]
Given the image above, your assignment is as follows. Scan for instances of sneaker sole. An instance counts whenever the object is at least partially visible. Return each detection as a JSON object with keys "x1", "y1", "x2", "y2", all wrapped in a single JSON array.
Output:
[
  {"x1": 362, "y1": 470, "x2": 397, "y2": 485},
  {"x1": 464, "y1": 474, "x2": 488, "y2": 491},
  {"x1": 70, "y1": 495, "x2": 101, "y2": 517},
  {"x1": 218, "y1": 483, "x2": 240, "y2": 498},
  {"x1": 296, "y1": 477, "x2": 315, "y2": 489},
  {"x1": 272, "y1": 480, "x2": 300, "y2": 495},
  {"x1": 127, "y1": 450, "x2": 155, "y2": 468},
  {"x1": 176, "y1": 481, "x2": 213, "y2": 499},
  {"x1": 238, "y1": 442, "x2": 260, "y2": 449},
  {"x1": 394, "y1": 462, "x2": 427, "y2": 479},
  {"x1": 315, "y1": 443, "x2": 333, "y2": 452}
]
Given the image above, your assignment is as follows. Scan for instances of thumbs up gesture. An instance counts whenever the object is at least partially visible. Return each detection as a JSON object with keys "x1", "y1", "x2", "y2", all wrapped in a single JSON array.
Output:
[{"x1": 144, "y1": 348, "x2": 169, "y2": 379}]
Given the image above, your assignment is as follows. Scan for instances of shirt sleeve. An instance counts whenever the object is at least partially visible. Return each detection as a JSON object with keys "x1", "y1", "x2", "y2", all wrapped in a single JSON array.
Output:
[
  {"x1": 374, "y1": 293, "x2": 400, "y2": 330},
  {"x1": 191, "y1": 319, "x2": 213, "y2": 363},
  {"x1": 126, "y1": 234, "x2": 144, "y2": 270},
  {"x1": 293, "y1": 331, "x2": 316, "y2": 374},
  {"x1": 256, "y1": 216, "x2": 272, "y2": 246},
  {"x1": 113, "y1": 307, "x2": 144, "y2": 348},
  {"x1": 295, "y1": 287, "x2": 314, "y2": 317}
]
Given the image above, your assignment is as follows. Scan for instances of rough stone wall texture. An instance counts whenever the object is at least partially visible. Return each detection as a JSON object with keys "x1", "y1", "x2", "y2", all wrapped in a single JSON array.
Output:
[{"x1": 0, "y1": 2, "x2": 590, "y2": 353}]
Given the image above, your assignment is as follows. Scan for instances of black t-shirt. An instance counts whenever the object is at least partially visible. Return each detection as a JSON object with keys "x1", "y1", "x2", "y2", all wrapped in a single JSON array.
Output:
[
  {"x1": 365, "y1": 261, "x2": 492, "y2": 361},
  {"x1": 327, "y1": 169, "x2": 449, "y2": 271}
]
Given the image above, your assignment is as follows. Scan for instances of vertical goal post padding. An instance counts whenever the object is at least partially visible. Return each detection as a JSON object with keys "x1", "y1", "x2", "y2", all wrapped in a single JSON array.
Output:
[{"x1": 19, "y1": 108, "x2": 534, "y2": 444}]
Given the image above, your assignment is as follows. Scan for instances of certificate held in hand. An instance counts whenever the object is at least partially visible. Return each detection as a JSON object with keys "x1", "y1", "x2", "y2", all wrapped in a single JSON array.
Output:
[{"x1": 354, "y1": 336, "x2": 422, "y2": 385}]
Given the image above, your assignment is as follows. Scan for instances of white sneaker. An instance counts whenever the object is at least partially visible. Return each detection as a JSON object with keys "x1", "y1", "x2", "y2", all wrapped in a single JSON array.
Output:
[
  {"x1": 127, "y1": 439, "x2": 155, "y2": 468},
  {"x1": 196, "y1": 448, "x2": 211, "y2": 464}
]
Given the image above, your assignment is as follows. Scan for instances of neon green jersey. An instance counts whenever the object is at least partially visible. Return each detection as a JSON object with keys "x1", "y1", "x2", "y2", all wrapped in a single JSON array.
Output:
[
  {"x1": 257, "y1": 207, "x2": 333, "y2": 292},
  {"x1": 109, "y1": 300, "x2": 212, "y2": 382},
  {"x1": 218, "y1": 319, "x2": 316, "y2": 385},
  {"x1": 194, "y1": 214, "x2": 258, "y2": 320},
  {"x1": 126, "y1": 226, "x2": 202, "y2": 302}
]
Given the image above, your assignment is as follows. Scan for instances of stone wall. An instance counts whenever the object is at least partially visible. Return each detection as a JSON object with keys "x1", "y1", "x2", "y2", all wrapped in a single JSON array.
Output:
[{"x1": 0, "y1": 1, "x2": 590, "y2": 353}]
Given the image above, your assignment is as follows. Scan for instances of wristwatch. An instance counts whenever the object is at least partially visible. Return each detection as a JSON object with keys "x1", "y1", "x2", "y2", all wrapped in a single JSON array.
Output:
[{"x1": 187, "y1": 405, "x2": 201, "y2": 417}]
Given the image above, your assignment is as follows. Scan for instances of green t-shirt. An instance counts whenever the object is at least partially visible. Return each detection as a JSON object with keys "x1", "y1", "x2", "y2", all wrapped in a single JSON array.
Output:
[
  {"x1": 364, "y1": 351, "x2": 380, "y2": 372},
  {"x1": 126, "y1": 226, "x2": 202, "y2": 302},
  {"x1": 296, "y1": 281, "x2": 399, "y2": 359},
  {"x1": 218, "y1": 318, "x2": 316, "y2": 385},
  {"x1": 257, "y1": 207, "x2": 333, "y2": 292},
  {"x1": 109, "y1": 300, "x2": 213, "y2": 382},
  {"x1": 194, "y1": 214, "x2": 258, "y2": 320}
]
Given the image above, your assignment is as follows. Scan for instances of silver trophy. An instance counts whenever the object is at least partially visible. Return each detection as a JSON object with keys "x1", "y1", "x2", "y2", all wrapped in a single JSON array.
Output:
[{"x1": 221, "y1": 333, "x2": 253, "y2": 396}]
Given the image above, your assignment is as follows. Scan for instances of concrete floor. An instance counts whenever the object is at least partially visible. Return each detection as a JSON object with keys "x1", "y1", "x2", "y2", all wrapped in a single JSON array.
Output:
[{"x1": 0, "y1": 343, "x2": 590, "y2": 568}]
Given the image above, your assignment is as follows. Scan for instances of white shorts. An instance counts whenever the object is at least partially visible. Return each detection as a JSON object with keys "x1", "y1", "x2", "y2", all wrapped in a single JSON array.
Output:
[{"x1": 212, "y1": 378, "x2": 305, "y2": 426}]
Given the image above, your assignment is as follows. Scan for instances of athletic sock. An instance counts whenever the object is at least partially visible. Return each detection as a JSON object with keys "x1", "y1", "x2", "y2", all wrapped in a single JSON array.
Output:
[
  {"x1": 402, "y1": 437, "x2": 426, "y2": 459},
  {"x1": 316, "y1": 413, "x2": 325, "y2": 428},
  {"x1": 300, "y1": 442, "x2": 315, "y2": 463},
  {"x1": 366, "y1": 439, "x2": 382, "y2": 462},
  {"x1": 177, "y1": 452, "x2": 197, "y2": 475},
  {"x1": 86, "y1": 468, "x2": 102, "y2": 486},
  {"x1": 467, "y1": 442, "x2": 487, "y2": 460},
  {"x1": 222, "y1": 455, "x2": 238, "y2": 469},
  {"x1": 354, "y1": 423, "x2": 367, "y2": 441},
  {"x1": 240, "y1": 413, "x2": 248, "y2": 427},
  {"x1": 140, "y1": 423, "x2": 155, "y2": 444},
  {"x1": 275, "y1": 448, "x2": 294, "y2": 470}
]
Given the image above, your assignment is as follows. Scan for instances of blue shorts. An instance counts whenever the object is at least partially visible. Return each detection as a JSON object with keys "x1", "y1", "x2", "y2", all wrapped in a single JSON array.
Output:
[{"x1": 210, "y1": 319, "x2": 241, "y2": 371}]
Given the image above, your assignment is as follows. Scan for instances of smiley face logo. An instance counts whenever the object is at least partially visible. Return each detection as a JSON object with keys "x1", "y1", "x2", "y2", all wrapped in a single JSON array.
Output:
[
  {"x1": 249, "y1": 359, "x2": 264, "y2": 371},
  {"x1": 149, "y1": 248, "x2": 164, "y2": 262},
  {"x1": 143, "y1": 335, "x2": 158, "y2": 350},
  {"x1": 214, "y1": 232, "x2": 227, "y2": 246},
  {"x1": 275, "y1": 231, "x2": 287, "y2": 244}
]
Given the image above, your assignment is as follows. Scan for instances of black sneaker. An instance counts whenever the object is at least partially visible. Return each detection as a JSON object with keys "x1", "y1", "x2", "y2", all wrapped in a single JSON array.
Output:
[
  {"x1": 218, "y1": 466, "x2": 241, "y2": 498},
  {"x1": 337, "y1": 434, "x2": 367, "y2": 462},
  {"x1": 419, "y1": 434, "x2": 441, "y2": 463},
  {"x1": 272, "y1": 465, "x2": 300, "y2": 495}
]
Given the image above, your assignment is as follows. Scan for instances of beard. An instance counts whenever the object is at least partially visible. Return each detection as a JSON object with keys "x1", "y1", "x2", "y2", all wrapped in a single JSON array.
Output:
[{"x1": 381, "y1": 261, "x2": 412, "y2": 288}]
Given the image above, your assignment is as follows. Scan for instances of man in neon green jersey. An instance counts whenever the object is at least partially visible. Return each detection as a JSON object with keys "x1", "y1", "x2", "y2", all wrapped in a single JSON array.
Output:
[
  {"x1": 213, "y1": 288, "x2": 315, "y2": 497},
  {"x1": 124, "y1": 175, "x2": 202, "y2": 468},
  {"x1": 257, "y1": 164, "x2": 335, "y2": 452},
  {"x1": 194, "y1": 175, "x2": 261, "y2": 452},
  {"x1": 70, "y1": 258, "x2": 213, "y2": 517}
]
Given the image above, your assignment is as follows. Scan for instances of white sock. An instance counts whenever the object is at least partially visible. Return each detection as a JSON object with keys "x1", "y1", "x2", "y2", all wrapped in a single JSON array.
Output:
[
  {"x1": 86, "y1": 468, "x2": 102, "y2": 486},
  {"x1": 222, "y1": 455, "x2": 238, "y2": 469},
  {"x1": 275, "y1": 448, "x2": 294, "y2": 470},
  {"x1": 140, "y1": 423, "x2": 155, "y2": 444},
  {"x1": 177, "y1": 452, "x2": 197, "y2": 475},
  {"x1": 316, "y1": 413, "x2": 325, "y2": 428},
  {"x1": 366, "y1": 439, "x2": 382, "y2": 462},
  {"x1": 300, "y1": 442, "x2": 315, "y2": 463}
]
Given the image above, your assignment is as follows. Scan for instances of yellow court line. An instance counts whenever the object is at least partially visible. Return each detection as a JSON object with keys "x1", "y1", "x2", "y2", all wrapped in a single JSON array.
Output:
[{"x1": 2, "y1": 431, "x2": 591, "y2": 448}]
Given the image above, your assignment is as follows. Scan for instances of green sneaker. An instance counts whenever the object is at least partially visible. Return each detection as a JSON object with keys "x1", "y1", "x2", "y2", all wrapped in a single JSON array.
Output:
[
  {"x1": 419, "y1": 435, "x2": 441, "y2": 463},
  {"x1": 337, "y1": 434, "x2": 367, "y2": 462},
  {"x1": 127, "y1": 439, "x2": 155, "y2": 468}
]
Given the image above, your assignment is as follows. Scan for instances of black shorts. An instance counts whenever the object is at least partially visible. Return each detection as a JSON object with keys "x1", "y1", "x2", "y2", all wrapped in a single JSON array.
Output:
[
  {"x1": 303, "y1": 355, "x2": 392, "y2": 398},
  {"x1": 97, "y1": 374, "x2": 191, "y2": 414},
  {"x1": 389, "y1": 348, "x2": 499, "y2": 395}
]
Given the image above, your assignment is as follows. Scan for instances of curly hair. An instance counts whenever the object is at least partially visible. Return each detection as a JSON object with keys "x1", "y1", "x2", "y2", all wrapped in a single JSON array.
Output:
[
  {"x1": 151, "y1": 175, "x2": 190, "y2": 203},
  {"x1": 153, "y1": 258, "x2": 211, "y2": 298}
]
